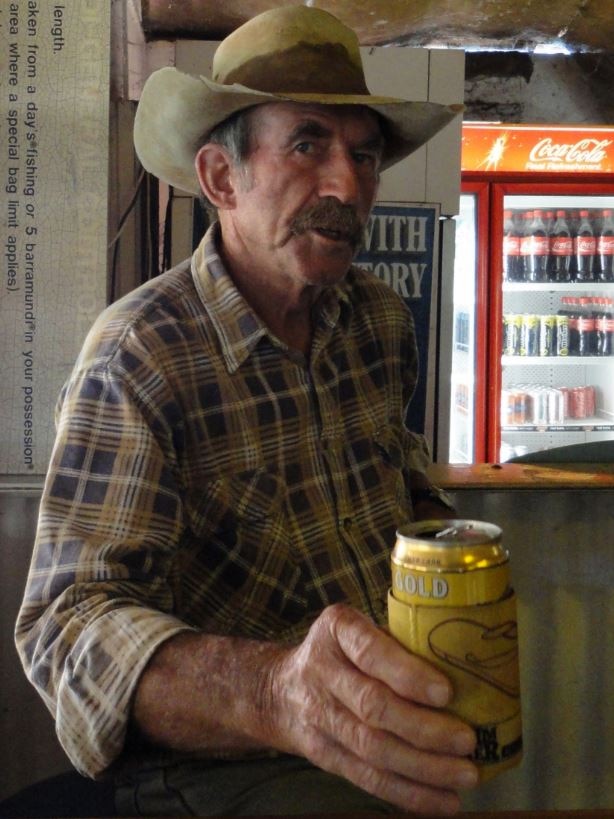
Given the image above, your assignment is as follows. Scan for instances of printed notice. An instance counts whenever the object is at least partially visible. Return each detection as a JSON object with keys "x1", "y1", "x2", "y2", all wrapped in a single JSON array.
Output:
[{"x1": 1, "y1": 2, "x2": 109, "y2": 475}]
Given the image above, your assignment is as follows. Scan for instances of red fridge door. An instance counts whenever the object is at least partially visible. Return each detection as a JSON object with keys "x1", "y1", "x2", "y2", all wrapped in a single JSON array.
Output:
[{"x1": 489, "y1": 181, "x2": 614, "y2": 462}]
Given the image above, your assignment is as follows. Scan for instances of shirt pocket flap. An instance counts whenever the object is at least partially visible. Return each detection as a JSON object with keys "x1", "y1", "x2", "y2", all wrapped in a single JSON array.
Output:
[{"x1": 189, "y1": 468, "x2": 285, "y2": 536}]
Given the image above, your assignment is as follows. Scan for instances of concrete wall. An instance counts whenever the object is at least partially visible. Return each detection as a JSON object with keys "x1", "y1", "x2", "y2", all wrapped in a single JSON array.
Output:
[{"x1": 465, "y1": 52, "x2": 614, "y2": 125}]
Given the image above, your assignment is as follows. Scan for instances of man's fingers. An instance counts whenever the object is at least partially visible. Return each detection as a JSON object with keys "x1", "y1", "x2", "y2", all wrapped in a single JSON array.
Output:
[
  {"x1": 310, "y1": 691, "x2": 478, "y2": 788},
  {"x1": 313, "y1": 733, "x2": 465, "y2": 816},
  {"x1": 328, "y1": 603, "x2": 454, "y2": 707},
  {"x1": 332, "y1": 662, "x2": 476, "y2": 756}
]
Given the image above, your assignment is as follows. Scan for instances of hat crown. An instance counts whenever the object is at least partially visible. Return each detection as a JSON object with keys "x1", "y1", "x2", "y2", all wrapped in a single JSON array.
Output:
[{"x1": 212, "y1": 6, "x2": 369, "y2": 95}]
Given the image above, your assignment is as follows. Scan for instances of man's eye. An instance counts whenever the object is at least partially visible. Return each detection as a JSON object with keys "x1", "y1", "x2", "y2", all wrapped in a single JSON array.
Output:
[
  {"x1": 295, "y1": 141, "x2": 314, "y2": 154},
  {"x1": 354, "y1": 152, "x2": 377, "y2": 166}
]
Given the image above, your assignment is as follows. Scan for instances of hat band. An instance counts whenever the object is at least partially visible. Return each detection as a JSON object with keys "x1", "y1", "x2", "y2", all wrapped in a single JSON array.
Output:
[{"x1": 218, "y1": 42, "x2": 370, "y2": 96}]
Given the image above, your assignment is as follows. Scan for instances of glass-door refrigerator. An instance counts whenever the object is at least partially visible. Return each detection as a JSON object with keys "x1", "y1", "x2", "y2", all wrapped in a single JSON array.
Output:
[{"x1": 449, "y1": 123, "x2": 614, "y2": 463}]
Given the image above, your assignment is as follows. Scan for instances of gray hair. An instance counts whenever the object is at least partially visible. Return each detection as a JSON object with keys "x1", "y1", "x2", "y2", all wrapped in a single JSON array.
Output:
[{"x1": 197, "y1": 107, "x2": 256, "y2": 219}]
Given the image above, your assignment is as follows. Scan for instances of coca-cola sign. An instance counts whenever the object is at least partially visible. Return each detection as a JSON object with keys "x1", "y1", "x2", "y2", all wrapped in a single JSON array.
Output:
[
  {"x1": 462, "y1": 124, "x2": 614, "y2": 174},
  {"x1": 528, "y1": 138, "x2": 612, "y2": 170}
]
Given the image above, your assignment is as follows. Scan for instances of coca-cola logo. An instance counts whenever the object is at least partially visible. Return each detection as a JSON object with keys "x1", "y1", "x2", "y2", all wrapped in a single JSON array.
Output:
[
  {"x1": 576, "y1": 236, "x2": 597, "y2": 255},
  {"x1": 551, "y1": 237, "x2": 573, "y2": 255},
  {"x1": 529, "y1": 137, "x2": 612, "y2": 166}
]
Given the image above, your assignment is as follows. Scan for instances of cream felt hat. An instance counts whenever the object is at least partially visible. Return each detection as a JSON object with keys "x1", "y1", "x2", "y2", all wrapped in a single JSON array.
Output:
[{"x1": 133, "y1": 5, "x2": 463, "y2": 195}]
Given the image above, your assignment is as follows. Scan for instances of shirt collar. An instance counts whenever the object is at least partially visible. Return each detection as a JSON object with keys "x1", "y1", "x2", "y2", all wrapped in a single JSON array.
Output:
[{"x1": 191, "y1": 223, "x2": 354, "y2": 372}]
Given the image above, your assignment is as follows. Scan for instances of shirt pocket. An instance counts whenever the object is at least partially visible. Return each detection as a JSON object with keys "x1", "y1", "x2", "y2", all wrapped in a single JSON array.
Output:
[{"x1": 183, "y1": 468, "x2": 308, "y2": 637}]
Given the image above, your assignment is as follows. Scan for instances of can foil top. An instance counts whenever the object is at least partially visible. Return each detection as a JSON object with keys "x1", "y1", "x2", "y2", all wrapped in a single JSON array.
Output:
[{"x1": 393, "y1": 520, "x2": 507, "y2": 574}]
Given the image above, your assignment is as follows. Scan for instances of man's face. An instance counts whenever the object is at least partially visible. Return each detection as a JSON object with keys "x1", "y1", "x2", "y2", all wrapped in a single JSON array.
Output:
[{"x1": 222, "y1": 101, "x2": 383, "y2": 290}]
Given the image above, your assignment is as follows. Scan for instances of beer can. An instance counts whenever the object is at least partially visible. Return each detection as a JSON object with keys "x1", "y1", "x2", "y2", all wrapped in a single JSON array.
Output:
[
  {"x1": 521, "y1": 314, "x2": 539, "y2": 356},
  {"x1": 556, "y1": 314, "x2": 569, "y2": 356},
  {"x1": 389, "y1": 521, "x2": 522, "y2": 781},
  {"x1": 539, "y1": 315, "x2": 557, "y2": 356},
  {"x1": 503, "y1": 314, "x2": 522, "y2": 356}
]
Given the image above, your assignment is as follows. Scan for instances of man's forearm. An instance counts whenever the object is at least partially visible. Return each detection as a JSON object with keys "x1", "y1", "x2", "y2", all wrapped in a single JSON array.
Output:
[
  {"x1": 132, "y1": 630, "x2": 286, "y2": 753},
  {"x1": 131, "y1": 605, "x2": 479, "y2": 816}
]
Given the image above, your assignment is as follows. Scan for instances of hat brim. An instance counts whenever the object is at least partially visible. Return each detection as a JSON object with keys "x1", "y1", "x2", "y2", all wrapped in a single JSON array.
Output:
[{"x1": 134, "y1": 67, "x2": 463, "y2": 195}]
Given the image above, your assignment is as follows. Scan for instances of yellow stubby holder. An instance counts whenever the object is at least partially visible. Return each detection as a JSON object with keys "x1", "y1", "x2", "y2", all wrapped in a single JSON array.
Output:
[{"x1": 388, "y1": 520, "x2": 522, "y2": 781}]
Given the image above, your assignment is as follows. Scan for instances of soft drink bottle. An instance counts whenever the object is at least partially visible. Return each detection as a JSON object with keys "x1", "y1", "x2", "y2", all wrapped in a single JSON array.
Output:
[
  {"x1": 604, "y1": 298, "x2": 614, "y2": 356},
  {"x1": 502, "y1": 209, "x2": 521, "y2": 281},
  {"x1": 549, "y1": 210, "x2": 572, "y2": 282},
  {"x1": 595, "y1": 298, "x2": 607, "y2": 356},
  {"x1": 569, "y1": 209, "x2": 580, "y2": 280},
  {"x1": 518, "y1": 211, "x2": 533, "y2": 282},
  {"x1": 577, "y1": 296, "x2": 595, "y2": 356},
  {"x1": 545, "y1": 210, "x2": 555, "y2": 237},
  {"x1": 574, "y1": 210, "x2": 596, "y2": 282},
  {"x1": 597, "y1": 208, "x2": 614, "y2": 282},
  {"x1": 527, "y1": 209, "x2": 549, "y2": 282},
  {"x1": 561, "y1": 296, "x2": 580, "y2": 356}
]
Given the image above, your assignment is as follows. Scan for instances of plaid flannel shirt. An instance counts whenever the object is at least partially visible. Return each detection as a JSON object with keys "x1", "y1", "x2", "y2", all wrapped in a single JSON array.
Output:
[{"x1": 15, "y1": 223, "x2": 428, "y2": 778}]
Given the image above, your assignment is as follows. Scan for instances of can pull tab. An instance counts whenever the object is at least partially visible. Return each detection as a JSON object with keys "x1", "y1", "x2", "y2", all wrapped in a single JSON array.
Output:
[{"x1": 434, "y1": 523, "x2": 478, "y2": 539}]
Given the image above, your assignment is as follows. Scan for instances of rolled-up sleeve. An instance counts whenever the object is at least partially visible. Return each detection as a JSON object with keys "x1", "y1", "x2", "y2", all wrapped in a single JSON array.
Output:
[{"x1": 15, "y1": 363, "x2": 193, "y2": 778}]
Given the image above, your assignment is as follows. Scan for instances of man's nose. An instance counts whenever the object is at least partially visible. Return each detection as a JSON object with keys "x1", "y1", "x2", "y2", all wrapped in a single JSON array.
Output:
[{"x1": 319, "y1": 150, "x2": 361, "y2": 205}]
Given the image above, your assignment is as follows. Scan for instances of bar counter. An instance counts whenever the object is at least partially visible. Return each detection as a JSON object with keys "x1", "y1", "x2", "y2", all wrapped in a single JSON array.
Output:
[
  {"x1": 417, "y1": 460, "x2": 614, "y2": 814},
  {"x1": 428, "y1": 460, "x2": 614, "y2": 489},
  {"x1": 238, "y1": 812, "x2": 614, "y2": 818},
  {"x1": 3, "y1": 470, "x2": 614, "y2": 812}
]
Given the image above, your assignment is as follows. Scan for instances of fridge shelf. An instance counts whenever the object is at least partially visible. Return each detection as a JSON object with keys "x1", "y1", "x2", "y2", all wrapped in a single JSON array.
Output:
[
  {"x1": 503, "y1": 282, "x2": 614, "y2": 293},
  {"x1": 502, "y1": 418, "x2": 614, "y2": 432},
  {"x1": 502, "y1": 355, "x2": 609, "y2": 366}
]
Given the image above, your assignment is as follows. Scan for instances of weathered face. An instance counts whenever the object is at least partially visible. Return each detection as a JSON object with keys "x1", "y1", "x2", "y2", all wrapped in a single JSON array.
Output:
[{"x1": 222, "y1": 101, "x2": 383, "y2": 290}]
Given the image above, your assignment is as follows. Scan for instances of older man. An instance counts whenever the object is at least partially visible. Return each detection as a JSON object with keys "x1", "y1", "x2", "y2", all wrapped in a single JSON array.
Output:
[{"x1": 16, "y1": 6, "x2": 476, "y2": 816}]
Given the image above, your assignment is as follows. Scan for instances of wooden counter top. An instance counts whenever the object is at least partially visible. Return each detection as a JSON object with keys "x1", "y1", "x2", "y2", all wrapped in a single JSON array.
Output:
[
  {"x1": 428, "y1": 462, "x2": 614, "y2": 490},
  {"x1": 252, "y1": 812, "x2": 614, "y2": 818}
]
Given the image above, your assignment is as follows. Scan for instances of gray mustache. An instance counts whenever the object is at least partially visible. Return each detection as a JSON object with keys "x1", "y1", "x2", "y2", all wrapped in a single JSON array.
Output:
[{"x1": 290, "y1": 198, "x2": 364, "y2": 249}]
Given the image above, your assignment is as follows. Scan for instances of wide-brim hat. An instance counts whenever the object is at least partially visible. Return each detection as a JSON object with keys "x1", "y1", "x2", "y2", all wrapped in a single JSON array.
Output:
[{"x1": 134, "y1": 5, "x2": 463, "y2": 195}]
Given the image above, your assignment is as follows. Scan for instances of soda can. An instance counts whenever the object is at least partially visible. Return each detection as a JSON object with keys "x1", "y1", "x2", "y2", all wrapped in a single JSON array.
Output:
[
  {"x1": 521, "y1": 314, "x2": 539, "y2": 356},
  {"x1": 529, "y1": 388, "x2": 548, "y2": 425},
  {"x1": 547, "y1": 389, "x2": 564, "y2": 425},
  {"x1": 558, "y1": 386, "x2": 571, "y2": 419},
  {"x1": 389, "y1": 520, "x2": 522, "y2": 781},
  {"x1": 500, "y1": 390, "x2": 514, "y2": 427},
  {"x1": 585, "y1": 385, "x2": 596, "y2": 417},
  {"x1": 571, "y1": 387, "x2": 586, "y2": 419},
  {"x1": 539, "y1": 315, "x2": 557, "y2": 356},
  {"x1": 521, "y1": 391, "x2": 532, "y2": 424},
  {"x1": 556, "y1": 314, "x2": 569, "y2": 356}
]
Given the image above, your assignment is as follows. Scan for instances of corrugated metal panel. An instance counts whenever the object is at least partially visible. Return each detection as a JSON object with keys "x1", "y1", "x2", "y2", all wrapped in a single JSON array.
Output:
[{"x1": 456, "y1": 487, "x2": 614, "y2": 811}]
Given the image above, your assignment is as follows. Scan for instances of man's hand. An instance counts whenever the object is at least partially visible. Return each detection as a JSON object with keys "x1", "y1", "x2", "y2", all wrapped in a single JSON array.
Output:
[
  {"x1": 134, "y1": 604, "x2": 477, "y2": 816},
  {"x1": 265, "y1": 603, "x2": 478, "y2": 815}
]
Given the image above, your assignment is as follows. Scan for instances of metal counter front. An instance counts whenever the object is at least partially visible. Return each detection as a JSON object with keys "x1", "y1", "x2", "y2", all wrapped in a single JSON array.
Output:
[
  {"x1": 3, "y1": 468, "x2": 614, "y2": 810},
  {"x1": 431, "y1": 463, "x2": 614, "y2": 813}
]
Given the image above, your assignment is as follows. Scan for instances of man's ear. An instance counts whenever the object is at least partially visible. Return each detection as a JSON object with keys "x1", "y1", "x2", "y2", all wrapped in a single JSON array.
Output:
[{"x1": 195, "y1": 144, "x2": 236, "y2": 210}]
